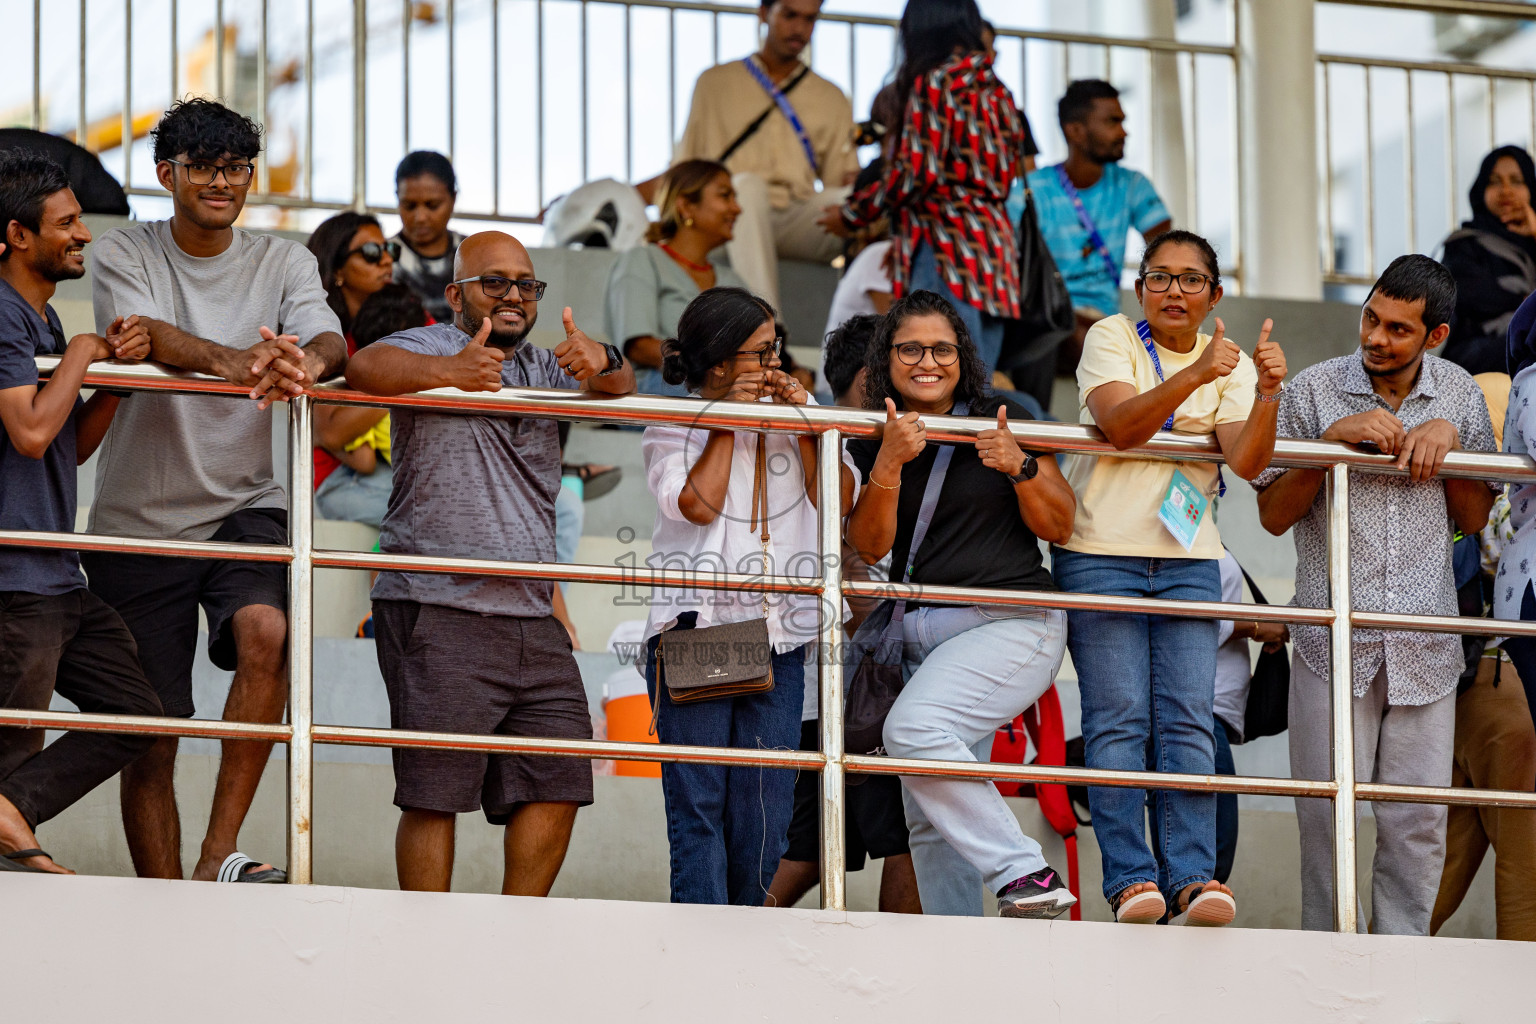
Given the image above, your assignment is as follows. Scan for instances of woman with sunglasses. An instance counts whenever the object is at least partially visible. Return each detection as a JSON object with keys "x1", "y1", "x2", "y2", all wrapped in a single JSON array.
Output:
[
  {"x1": 305, "y1": 212, "x2": 403, "y2": 526},
  {"x1": 1052, "y1": 230, "x2": 1287, "y2": 927},
  {"x1": 641, "y1": 287, "x2": 856, "y2": 906},
  {"x1": 845, "y1": 289, "x2": 1079, "y2": 919}
]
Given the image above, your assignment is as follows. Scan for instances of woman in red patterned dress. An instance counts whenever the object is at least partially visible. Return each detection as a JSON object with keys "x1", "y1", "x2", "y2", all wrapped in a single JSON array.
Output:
[{"x1": 819, "y1": 0, "x2": 1026, "y2": 376}]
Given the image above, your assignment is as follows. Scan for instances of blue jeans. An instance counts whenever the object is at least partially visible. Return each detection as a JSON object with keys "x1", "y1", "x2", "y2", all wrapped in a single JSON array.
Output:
[
  {"x1": 886, "y1": 603, "x2": 1067, "y2": 898},
  {"x1": 315, "y1": 462, "x2": 394, "y2": 528},
  {"x1": 1051, "y1": 549, "x2": 1220, "y2": 907},
  {"x1": 645, "y1": 614, "x2": 807, "y2": 905},
  {"x1": 1149, "y1": 715, "x2": 1238, "y2": 894},
  {"x1": 910, "y1": 241, "x2": 1005, "y2": 375}
]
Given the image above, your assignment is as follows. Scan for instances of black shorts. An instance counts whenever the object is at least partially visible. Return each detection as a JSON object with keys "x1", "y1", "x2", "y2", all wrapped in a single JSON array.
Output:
[
  {"x1": 81, "y1": 508, "x2": 289, "y2": 718},
  {"x1": 783, "y1": 719, "x2": 910, "y2": 870},
  {"x1": 373, "y1": 600, "x2": 594, "y2": 823}
]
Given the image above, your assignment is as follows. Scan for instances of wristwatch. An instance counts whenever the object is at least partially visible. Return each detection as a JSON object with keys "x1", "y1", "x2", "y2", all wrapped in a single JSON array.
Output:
[
  {"x1": 597, "y1": 343, "x2": 624, "y2": 375},
  {"x1": 1008, "y1": 453, "x2": 1039, "y2": 484}
]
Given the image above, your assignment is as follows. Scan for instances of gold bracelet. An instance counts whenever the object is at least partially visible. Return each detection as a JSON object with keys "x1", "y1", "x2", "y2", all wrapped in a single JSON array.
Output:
[{"x1": 867, "y1": 475, "x2": 900, "y2": 491}]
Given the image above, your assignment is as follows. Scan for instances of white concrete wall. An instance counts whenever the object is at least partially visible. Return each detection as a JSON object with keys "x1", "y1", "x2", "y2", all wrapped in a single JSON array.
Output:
[{"x1": 5, "y1": 870, "x2": 1528, "y2": 1024}]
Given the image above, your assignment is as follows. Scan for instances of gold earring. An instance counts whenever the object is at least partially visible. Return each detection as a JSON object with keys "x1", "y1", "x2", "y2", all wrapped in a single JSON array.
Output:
[{"x1": 684, "y1": 217, "x2": 694, "y2": 228}]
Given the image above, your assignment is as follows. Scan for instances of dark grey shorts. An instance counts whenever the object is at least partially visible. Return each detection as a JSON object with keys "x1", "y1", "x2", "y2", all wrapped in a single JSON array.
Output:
[{"x1": 373, "y1": 600, "x2": 594, "y2": 823}]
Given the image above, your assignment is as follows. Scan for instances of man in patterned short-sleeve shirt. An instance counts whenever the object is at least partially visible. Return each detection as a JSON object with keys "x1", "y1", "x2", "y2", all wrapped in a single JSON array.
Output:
[
  {"x1": 345, "y1": 231, "x2": 634, "y2": 896},
  {"x1": 1255, "y1": 255, "x2": 1497, "y2": 936}
]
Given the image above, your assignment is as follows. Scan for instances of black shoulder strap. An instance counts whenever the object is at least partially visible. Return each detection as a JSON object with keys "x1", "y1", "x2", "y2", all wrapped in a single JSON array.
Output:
[
  {"x1": 718, "y1": 64, "x2": 813, "y2": 165},
  {"x1": 1237, "y1": 563, "x2": 1270, "y2": 606}
]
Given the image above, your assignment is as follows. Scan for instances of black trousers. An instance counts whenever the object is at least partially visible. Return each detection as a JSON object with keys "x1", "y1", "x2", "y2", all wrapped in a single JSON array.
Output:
[{"x1": 0, "y1": 589, "x2": 163, "y2": 829}]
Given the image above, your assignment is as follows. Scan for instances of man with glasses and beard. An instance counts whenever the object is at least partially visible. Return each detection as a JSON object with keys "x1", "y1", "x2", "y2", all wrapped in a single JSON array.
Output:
[
  {"x1": 346, "y1": 231, "x2": 633, "y2": 896},
  {"x1": 0, "y1": 151, "x2": 163, "y2": 875},
  {"x1": 85, "y1": 99, "x2": 346, "y2": 885}
]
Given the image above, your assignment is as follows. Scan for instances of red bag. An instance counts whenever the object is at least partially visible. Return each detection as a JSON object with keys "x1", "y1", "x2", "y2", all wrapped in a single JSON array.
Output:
[{"x1": 991, "y1": 685, "x2": 1081, "y2": 921}]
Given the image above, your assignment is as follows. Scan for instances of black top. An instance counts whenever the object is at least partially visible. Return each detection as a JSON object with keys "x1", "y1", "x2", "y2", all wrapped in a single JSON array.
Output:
[
  {"x1": 1440, "y1": 146, "x2": 1536, "y2": 375},
  {"x1": 847, "y1": 394, "x2": 1055, "y2": 594}
]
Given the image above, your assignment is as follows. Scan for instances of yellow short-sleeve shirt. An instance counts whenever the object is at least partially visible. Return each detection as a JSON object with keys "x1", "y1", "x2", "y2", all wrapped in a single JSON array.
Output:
[{"x1": 1060, "y1": 314, "x2": 1257, "y2": 559}]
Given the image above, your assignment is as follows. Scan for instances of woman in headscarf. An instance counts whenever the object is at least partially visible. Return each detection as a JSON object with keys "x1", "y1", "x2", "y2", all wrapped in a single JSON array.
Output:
[
  {"x1": 1439, "y1": 146, "x2": 1536, "y2": 375},
  {"x1": 1493, "y1": 292, "x2": 1536, "y2": 739}
]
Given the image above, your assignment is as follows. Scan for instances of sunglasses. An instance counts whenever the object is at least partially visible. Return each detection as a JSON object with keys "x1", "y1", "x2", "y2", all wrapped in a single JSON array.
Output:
[
  {"x1": 347, "y1": 240, "x2": 402, "y2": 265},
  {"x1": 451, "y1": 276, "x2": 549, "y2": 301}
]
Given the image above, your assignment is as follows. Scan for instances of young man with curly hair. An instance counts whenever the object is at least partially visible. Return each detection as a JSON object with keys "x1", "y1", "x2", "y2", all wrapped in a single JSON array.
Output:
[{"x1": 84, "y1": 99, "x2": 346, "y2": 884}]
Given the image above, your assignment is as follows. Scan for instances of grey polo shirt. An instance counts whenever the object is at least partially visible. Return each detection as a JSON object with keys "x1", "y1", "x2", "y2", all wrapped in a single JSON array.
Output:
[{"x1": 370, "y1": 322, "x2": 580, "y2": 617}]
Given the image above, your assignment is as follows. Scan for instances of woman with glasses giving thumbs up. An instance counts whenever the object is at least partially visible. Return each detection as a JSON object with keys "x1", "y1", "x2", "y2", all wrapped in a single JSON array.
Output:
[
  {"x1": 1051, "y1": 230, "x2": 1286, "y2": 928},
  {"x1": 845, "y1": 289, "x2": 1080, "y2": 920}
]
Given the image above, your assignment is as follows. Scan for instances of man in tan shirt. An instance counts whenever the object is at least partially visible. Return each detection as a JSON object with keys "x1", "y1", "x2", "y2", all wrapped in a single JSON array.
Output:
[{"x1": 667, "y1": 0, "x2": 858, "y2": 307}]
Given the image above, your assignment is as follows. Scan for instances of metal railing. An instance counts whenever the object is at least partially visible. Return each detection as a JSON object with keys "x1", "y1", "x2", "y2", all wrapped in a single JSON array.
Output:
[
  {"x1": 5, "y1": 358, "x2": 1536, "y2": 931},
  {"x1": 14, "y1": 1, "x2": 1240, "y2": 279},
  {"x1": 1320, "y1": 0, "x2": 1536, "y2": 285}
]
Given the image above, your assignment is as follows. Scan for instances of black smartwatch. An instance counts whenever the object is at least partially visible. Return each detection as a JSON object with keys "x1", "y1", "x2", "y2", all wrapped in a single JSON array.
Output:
[
  {"x1": 1008, "y1": 453, "x2": 1039, "y2": 484},
  {"x1": 597, "y1": 343, "x2": 624, "y2": 375}
]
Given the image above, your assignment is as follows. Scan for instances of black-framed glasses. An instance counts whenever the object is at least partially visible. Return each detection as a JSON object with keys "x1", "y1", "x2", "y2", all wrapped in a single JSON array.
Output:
[
  {"x1": 1141, "y1": 270, "x2": 1214, "y2": 294},
  {"x1": 347, "y1": 240, "x2": 401, "y2": 264},
  {"x1": 892, "y1": 341, "x2": 960, "y2": 366},
  {"x1": 164, "y1": 159, "x2": 255, "y2": 186},
  {"x1": 735, "y1": 337, "x2": 784, "y2": 366},
  {"x1": 452, "y1": 276, "x2": 548, "y2": 301}
]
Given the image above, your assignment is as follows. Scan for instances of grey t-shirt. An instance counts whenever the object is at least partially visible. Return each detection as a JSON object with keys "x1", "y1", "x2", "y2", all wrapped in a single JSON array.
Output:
[
  {"x1": 89, "y1": 220, "x2": 342, "y2": 540},
  {"x1": 370, "y1": 322, "x2": 579, "y2": 617}
]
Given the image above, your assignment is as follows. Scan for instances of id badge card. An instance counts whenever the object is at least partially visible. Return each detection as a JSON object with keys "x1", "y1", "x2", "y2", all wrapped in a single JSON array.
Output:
[{"x1": 1158, "y1": 469, "x2": 1209, "y2": 552}]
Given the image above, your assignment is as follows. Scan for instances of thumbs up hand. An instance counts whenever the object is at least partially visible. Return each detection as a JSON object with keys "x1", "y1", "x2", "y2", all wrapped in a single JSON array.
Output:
[
  {"x1": 976, "y1": 404, "x2": 1027, "y2": 477},
  {"x1": 1251, "y1": 318, "x2": 1287, "y2": 397},
  {"x1": 449, "y1": 315, "x2": 506, "y2": 391},
  {"x1": 553, "y1": 306, "x2": 609, "y2": 381}
]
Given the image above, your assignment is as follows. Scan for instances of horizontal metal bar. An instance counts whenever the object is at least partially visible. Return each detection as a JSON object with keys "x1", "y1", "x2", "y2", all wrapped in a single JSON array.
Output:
[
  {"x1": 1318, "y1": 52, "x2": 1536, "y2": 83},
  {"x1": 841, "y1": 579, "x2": 1334, "y2": 626},
  {"x1": 0, "y1": 529, "x2": 292, "y2": 563},
  {"x1": 846, "y1": 754, "x2": 1338, "y2": 799},
  {"x1": 312, "y1": 724, "x2": 825, "y2": 769},
  {"x1": 1322, "y1": 0, "x2": 1536, "y2": 21},
  {"x1": 119, "y1": 188, "x2": 545, "y2": 228},
  {"x1": 1356, "y1": 780, "x2": 1536, "y2": 808},
  {"x1": 314, "y1": 548, "x2": 822, "y2": 593},
  {"x1": 39, "y1": 358, "x2": 1536, "y2": 483},
  {"x1": 0, "y1": 708, "x2": 292, "y2": 742},
  {"x1": 1353, "y1": 610, "x2": 1536, "y2": 637}
]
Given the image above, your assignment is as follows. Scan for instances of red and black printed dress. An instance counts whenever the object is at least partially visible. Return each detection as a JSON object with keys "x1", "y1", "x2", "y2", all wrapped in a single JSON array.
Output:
[{"x1": 839, "y1": 51, "x2": 1026, "y2": 320}]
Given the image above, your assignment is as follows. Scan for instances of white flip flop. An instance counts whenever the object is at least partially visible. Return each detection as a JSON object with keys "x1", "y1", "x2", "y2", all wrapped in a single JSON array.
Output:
[{"x1": 216, "y1": 852, "x2": 287, "y2": 884}]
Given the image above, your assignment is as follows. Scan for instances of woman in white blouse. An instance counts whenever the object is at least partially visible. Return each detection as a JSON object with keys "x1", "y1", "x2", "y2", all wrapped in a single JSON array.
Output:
[{"x1": 642, "y1": 287, "x2": 855, "y2": 905}]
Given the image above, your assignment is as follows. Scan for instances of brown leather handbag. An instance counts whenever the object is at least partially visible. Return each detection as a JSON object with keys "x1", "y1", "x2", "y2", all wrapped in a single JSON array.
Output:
[{"x1": 656, "y1": 433, "x2": 775, "y2": 704}]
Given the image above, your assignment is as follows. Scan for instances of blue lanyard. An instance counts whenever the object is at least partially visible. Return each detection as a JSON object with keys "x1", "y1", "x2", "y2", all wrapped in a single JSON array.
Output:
[
  {"x1": 1055, "y1": 164, "x2": 1121, "y2": 282},
  {"x1": 1136, "y1": 319, "x2": 1225, "y2": 498},
  {"x1": 742, "y1": 58, "x2": 819, "y2": 176}
]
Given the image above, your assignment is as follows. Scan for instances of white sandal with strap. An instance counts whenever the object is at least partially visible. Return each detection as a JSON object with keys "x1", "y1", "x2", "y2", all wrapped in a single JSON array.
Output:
[{"x1": 216, "y1": 852, "x2": 287, "y2": 884}]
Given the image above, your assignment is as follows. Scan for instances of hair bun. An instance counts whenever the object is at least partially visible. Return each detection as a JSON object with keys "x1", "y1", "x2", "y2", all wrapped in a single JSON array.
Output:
[{"x1": 659, "y1": 339, "x2": 689, "y2": 386}]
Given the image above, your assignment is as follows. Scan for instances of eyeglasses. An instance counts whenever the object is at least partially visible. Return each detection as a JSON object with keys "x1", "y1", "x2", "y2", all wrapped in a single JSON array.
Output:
[
  {"x1": 1141, "y1": 271, "x2": 1215, "y2": 294},
  {"x1": 164, "y1": 159, "x2": 255, "y2": 187},
  {"x1": 735, "y1": 337, "x2": 784, "y2": 366},
  {"x1": 891, "y1": 342, "x2": 959, "y2": 366},
  {"x1": 452, "y1": 276, "x2": 548, "y2": 301},
  {"x1": 347, "y1": 240, "x2": 401, "y2": 265}
]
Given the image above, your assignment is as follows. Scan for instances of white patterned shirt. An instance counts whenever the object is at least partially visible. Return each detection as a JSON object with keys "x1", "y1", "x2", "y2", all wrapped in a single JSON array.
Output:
[{"x1": 1253, "y1": 352, "x2": 1497, "y2": 705}]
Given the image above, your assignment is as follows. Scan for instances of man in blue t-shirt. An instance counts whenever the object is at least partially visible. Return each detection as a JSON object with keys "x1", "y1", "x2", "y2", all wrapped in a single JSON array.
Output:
[
  {"x1": 1014, "y1": 79, "x2": 1172, "y2": 400},
  {"x1": 0, "y1": 151, "x2": 162, "y2": 874}
]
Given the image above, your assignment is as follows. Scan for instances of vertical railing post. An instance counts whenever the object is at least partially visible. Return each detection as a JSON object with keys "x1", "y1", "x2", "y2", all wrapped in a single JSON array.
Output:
[
  {"x1": 352, "y1": 0, "x2": 368, "y2": 213},
  {"x1": 816, "y1": 428, "x2": 847, "y2": 910},
  {"x1": 1326, "y1": 462, "x2": 1357, "y2": 932},
  {"x1": 287, "y1": 395, "x2": 316, "y2": 884}
]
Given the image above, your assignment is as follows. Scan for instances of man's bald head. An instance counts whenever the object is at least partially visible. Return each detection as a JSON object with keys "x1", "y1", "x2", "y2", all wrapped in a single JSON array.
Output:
[{"x1": 447, "y1": 230, "x2": 540, "y2": 347}]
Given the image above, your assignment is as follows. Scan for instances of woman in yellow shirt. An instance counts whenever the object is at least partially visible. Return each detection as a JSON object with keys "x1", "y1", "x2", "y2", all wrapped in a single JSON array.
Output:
[{"x1": 1052, "y1": 230, "x2": 1287, "y2": 927}]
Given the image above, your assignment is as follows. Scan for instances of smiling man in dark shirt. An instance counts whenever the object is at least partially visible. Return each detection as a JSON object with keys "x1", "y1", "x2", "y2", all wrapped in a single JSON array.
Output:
[{"x1": 0, "y1": 151, "x2": 162, "y2": 875}]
